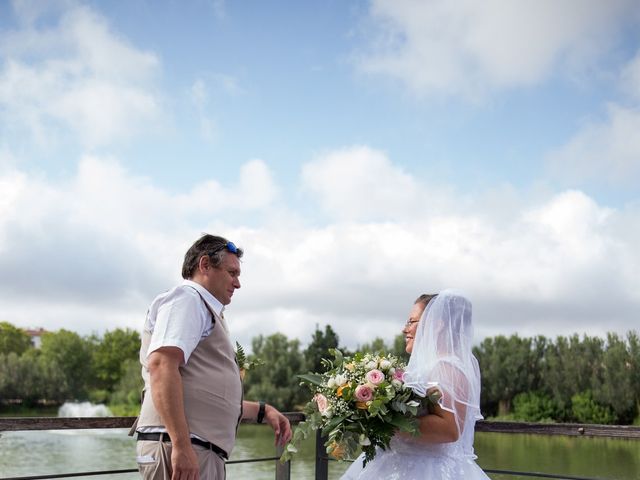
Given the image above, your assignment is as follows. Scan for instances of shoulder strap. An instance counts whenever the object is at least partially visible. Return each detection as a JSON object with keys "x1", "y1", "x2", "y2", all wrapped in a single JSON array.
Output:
[{"x1": 185, "y1": 285, "x2": 216, "y2": 328}]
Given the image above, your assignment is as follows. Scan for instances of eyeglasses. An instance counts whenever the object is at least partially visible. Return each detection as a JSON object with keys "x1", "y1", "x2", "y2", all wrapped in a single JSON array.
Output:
[
  {"x1": 210, "y1": 241, "x2": 239, "y2": 256},
  {"x1": 404, "y1": 319, "x2": 420, "y2": 329}
]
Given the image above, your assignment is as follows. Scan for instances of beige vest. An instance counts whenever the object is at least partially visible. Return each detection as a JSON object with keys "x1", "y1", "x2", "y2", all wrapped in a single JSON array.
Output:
[{"x1": 137, "y1": 301, "x2": 243, "y2": 455}]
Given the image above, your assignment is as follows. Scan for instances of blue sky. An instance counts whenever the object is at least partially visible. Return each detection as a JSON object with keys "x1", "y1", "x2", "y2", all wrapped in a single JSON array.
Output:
[{"x1": 1, "y1": 0, "x2": 639, "y2": 349}]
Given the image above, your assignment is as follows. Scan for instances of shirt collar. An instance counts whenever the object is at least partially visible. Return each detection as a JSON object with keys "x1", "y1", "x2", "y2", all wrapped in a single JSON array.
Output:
[{"x1": 182, "y1": 279, "x2": 225, "y2": 318}]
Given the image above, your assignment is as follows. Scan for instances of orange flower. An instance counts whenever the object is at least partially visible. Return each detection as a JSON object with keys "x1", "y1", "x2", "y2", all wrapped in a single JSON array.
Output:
[
  {"x1": 355, "y1": 401, "x2": 369, "y2": 410},
  {"x1": 337, "y1": 385, "x2": 346, "y2": 397},
  {"x1": 329, "y1": 441, "x2": 346, "y2": 460}
]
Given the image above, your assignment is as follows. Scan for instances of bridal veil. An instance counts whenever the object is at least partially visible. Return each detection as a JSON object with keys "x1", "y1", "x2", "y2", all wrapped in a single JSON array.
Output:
[{"x1": 404, "y1": 290, "x2": 483, "y2": 440}]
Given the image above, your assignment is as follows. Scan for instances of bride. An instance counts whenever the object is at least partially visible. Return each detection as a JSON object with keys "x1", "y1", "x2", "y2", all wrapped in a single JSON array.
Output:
[{"x1": 341, "y1": 290, "x2": 490, "y2": 479}]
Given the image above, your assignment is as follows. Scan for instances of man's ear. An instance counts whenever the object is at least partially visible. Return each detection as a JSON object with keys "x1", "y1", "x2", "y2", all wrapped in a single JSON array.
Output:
[{"x1": 197, "y1": 254, "x2": 211, "y2": 273}]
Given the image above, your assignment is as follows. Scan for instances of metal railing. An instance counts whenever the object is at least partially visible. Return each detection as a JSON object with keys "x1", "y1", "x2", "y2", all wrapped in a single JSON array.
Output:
[
  {"x1": 1, "y1": 416, "x2": 639, "y2": 480},
  {"x1": 315, "y1": 421, "x2": 640, "y2": 480},
  {"x1": 0, "y1": 414, "x2": 303, "y2": 480}
]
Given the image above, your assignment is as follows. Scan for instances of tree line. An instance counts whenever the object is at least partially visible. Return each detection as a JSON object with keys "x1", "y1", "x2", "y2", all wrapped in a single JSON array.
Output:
[
  {"x1": 1, "y1": 321, "x2": 638, "y2": 424},
  {"x1": 475, "y1": 332, "x2": 640, "y2": 424},
  {"x1": 0, "y1": 321, "x2": 141, "y2": 415}
]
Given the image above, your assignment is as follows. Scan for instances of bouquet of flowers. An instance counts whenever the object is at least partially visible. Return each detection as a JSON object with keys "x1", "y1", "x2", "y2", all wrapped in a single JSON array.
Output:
[{"x1": 281, "y1": 349, "x2": 440, "y2": 466}]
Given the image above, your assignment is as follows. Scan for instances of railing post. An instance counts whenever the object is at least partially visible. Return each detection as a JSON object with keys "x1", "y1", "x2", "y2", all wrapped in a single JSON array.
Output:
[
  {"x1": 315, "y1": 429, "x2": 329, "y2": 480},
  {"x1": 275, "y1": 443, "x2": 290, "y2": 480}
]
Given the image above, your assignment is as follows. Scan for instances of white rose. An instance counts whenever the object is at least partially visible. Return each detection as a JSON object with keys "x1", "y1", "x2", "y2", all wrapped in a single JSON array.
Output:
[
  {"x1": 365, "y1": 361, "x2": 377, "y2": 370},
  {"x1": 335, "y1": 374, "x2": 347, "y2": 385},
  {"x1": 327, "y1": 377, "x2": 336, "y2": 388},
  {"x1": 389, "y1": 367, "x2": 396, "y2": 375},
  {"x1": 380, "y1": 359, "x2": 391, "y2": 370},
  {"x1": 391, "y1": 379, "x2": 403, "y2": 389}
]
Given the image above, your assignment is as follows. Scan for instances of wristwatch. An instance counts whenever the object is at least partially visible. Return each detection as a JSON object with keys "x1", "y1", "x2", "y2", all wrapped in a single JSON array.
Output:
[{"x1": 257, "y1": 401, "x2": 266, "y2": 424}]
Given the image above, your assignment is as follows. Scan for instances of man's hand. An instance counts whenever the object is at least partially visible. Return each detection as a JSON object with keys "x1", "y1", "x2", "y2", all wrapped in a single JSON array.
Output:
[
  {"x1": 170, "y1": 444, "x2": 200, "y2": 480},
  {"x1": 264, "y1": 405, "x2": 292, "y2": 446}
]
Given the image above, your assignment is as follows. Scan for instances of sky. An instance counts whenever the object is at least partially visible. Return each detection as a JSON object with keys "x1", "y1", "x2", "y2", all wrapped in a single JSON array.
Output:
[{"x1": 0, "y1": 0, "x2": 639, "y2": 351}]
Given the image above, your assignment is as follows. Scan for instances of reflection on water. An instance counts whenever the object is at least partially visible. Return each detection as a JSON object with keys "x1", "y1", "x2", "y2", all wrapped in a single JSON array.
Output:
[
  {"x1": 0, "y1": 428, "x2": 139, "y2": 480},
  {"x1": 475, "y1": 431, "x2": 640, "y2": 480},
  {"x1": 230, "y1": 425, "x2": 350, "y2": 479},
  {"x1": 0, "y1": 425, "x2": 637, "y2": 480},
  {"x1": 0, "y1": 426, "x2": 349, "y2": 480}
]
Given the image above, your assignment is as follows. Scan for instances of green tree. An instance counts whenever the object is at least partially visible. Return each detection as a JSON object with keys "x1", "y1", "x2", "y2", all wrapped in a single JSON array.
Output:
[
  {"x1": 108, "y1": 358, "x2": 144, "y2": 416},
  {"x1": 391, "y1": 334, "x2": 409, "y2": 363},
  {"x1": 304, "y1": 324, "x2": 339, "y2": 373},
  {"x1": 474, "y1": 335, "x2": 539, "y2": 416},
  {"x1": 0, "y1": 322, "x2": 32, "y2": 355},
  {"x1": 0, "y1": 352, "x2": 21, "y2": 400},
  {"x1": 244, "y1": 333, "x2": 306, "y2": 411},
  {"x1": 571, "y1": 390, "x2": 616, "y2": 424},
  {"x1": 40, "y1": 329, "x2": 93, "y2": 400},
  {"x1": 627, "y1": 331, "x2": 640, "y2": 423},
  {"x1": 356, "y1": 337, "x2": 388, "y2": 355},
  {"x1": 592, "y1": 333, "x2": 637, "y2": 423},
  {"x1": 542, "y1": 335, "x2": 604, "y2": 419},
  {"x1": 13, "y1": 349, "x2": 67, "y2": 406},
  {"x1": 512, "y1": 392, "x2": 559, "y2": 422},
  {"x1": 32, "y1": 351, "x2": 68, "y2": 404},
  {"x1": 529, "y1": 335, "x2": 548, "y2": 392},
  {"x1": 92, "y1": 328, "x2": 141, "y2": 391}
]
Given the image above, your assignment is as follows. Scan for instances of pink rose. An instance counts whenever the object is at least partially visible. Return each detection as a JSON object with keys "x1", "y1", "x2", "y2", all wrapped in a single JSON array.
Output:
[
  {"x1": 314, "y1": 393, "x2": 329, "y2": 414},
  {"x1": 393, "y1": 368, "x2": 405, "y2": 382},
  {"x1": 354, "y1": 384, "x2": 373, "y2": 402},
  {"x1": 365, "y1": 369, "x2": 385, "y2": 386}
]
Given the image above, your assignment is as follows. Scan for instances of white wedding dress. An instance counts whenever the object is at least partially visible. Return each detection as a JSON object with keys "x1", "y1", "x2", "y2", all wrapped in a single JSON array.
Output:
[
  {"x1": 340, "y1": 407, "x2": 489, "y2": 479},
  {"x1": 341, "y1": 290, "x2": 490, "y2": 480}
]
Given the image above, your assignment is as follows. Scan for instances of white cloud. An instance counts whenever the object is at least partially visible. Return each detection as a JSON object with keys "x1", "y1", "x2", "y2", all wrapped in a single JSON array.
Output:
[
  {"x1": 0, "y1": 3, "x2": 162, "y2": 147},
  {"x1": 0, "y1": 156, "x2": 279, "y2": 333},
  {"x1": 357, "y1": 0, "x2": 639, "y2": 98},
  {"x1": 179, "y1": 158, "x2": 279, "y2": 212},
  {"x1": 544, "y1": 44, "x2": 640, "y2": 186},
  {"x1": 210, "y1": 73, "x2": 244, "y2": 96},
  {"x1": 301, "y1": 145, "x2": 452, "y2": 221},
  {"x1": 0, "y1": 152, "x2": 638, "y2": 350},
  {"x1": 188, "y1": 74, "x2": 244, "y2": 142},
  {"x1": 190, "y1": 78, "x2": 218, "y2": 141},
  {"x1": 0, "y1": 145, "x2": 18, "y2": 171},
  {"x1": 238, "y1": 188, "x2": 640, "y2": 347},
  {"x1": 9, "y1": 0, "x2": 72, "y2": 26},
  {"x1": 621, "y1": 49, "x2": 640, "y2": 101},
  {"x1": 546, "y1": 103, "x2": 640, "y2": 184},
  {"x1": 190, "y1": 79, "x2": 209, "y2": 107}
]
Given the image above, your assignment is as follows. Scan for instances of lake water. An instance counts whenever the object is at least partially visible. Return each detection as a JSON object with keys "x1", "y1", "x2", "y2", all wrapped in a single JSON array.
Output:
[{"x1": 1, "y1": 425, "x2": 638, "y2": 479}]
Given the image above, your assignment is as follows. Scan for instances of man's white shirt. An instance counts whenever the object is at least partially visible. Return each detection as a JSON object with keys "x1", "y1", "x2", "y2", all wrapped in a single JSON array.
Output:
[{"x1": 144, "y1": 279, "x2": 227, "y2": 365}]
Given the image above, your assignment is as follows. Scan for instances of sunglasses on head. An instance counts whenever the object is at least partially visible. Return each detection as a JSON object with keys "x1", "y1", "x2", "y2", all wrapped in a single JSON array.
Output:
[{"x1": 211, "y1": 241, "x2": 239, "y2": 256}]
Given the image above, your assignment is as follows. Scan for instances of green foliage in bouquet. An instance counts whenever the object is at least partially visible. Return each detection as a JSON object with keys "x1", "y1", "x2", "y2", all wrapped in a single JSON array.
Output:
[
  {"x1": 281, "y1": 349, "x2": 441, "y2": 467},
  {"x1": 235, "y1": 342, "x2": 264, "y2": 380}
]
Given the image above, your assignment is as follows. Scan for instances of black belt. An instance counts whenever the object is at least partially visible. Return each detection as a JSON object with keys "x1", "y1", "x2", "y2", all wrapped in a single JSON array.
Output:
[{"x1": 136, "y1": 432, "x2": 228, "y2": 459}]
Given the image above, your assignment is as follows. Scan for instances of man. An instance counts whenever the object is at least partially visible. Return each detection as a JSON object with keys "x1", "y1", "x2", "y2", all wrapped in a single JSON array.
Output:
[{"x1": 135, "y1": 234, "x2": 291, "y2": 480}]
